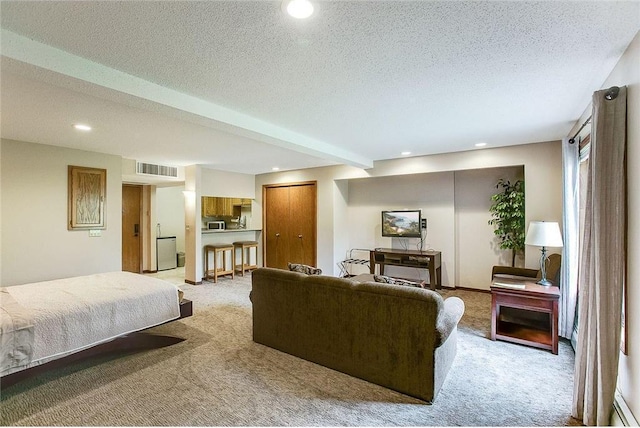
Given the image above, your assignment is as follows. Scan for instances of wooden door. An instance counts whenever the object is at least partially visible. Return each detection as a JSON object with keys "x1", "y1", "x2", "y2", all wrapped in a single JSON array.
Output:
[
  {"x1": 122, "y1": 185, "x2": 142, "y2": 273},
  {"x1": 264, "y1": 182, "x2": 317, "y2": 269},
  {"x1": 265, "y1": 186, "x2": 291, "y2": 269},
  {"x1": 289, "y1": 184, "x2": 316, "y2": 266}
]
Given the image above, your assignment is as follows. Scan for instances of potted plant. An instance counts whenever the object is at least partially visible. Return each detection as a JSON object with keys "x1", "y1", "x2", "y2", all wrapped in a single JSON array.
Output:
[{"x1": 488, "y1": 178, "x2": 525, "y2": 267}]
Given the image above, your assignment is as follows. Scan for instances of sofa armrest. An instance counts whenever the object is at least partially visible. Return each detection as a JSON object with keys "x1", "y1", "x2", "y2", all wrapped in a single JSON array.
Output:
[{"x1": 435, "y1": 297, "x2": 465, "y2": 347}]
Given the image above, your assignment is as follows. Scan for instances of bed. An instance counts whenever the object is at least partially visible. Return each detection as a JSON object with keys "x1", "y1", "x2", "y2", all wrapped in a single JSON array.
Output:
[{"x1": 1, "y1": 271, "x2": 185, "y2": 378}]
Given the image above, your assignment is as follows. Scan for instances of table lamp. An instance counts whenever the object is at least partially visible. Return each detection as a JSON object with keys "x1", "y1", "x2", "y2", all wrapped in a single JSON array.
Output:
[{"x1": 524, "y1": 221, "x2": 563, "y2": 286}]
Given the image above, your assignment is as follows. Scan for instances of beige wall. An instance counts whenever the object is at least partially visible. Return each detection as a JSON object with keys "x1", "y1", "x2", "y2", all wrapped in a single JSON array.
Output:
[
  {"x1": 341, "y1": 165, "x2": 524, "y2": 289},
  {"x1": 346, "y1": 172, "x2": 456, "y2": 285},
  {"x1": 255, "y1": 140, "x2": 562, "y2": 283},
  {"x1": 1, "y1": 139, "x2": 122, "y2": 286},
  {"x1": 455, "y1": 166, "x2": 524, "y2": 289},
  {"x1": 0, "y1": 139, "x2": 3, "y2": 282},
  {"x1": 603, "y1": 30, "x2": 639, "y2": 423}
]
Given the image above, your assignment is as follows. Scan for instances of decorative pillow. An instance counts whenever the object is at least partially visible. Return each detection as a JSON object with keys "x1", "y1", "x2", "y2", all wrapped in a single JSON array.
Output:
[
  {"x1": 288, "y1": 262, "x2": 322, "y2": 275},
  {"x1": 373, "y1": 274, "x2": 424, "y2": 288}
]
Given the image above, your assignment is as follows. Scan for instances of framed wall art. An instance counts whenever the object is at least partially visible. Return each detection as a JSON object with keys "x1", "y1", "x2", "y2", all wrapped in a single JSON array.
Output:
[{"x1": 68, "y1": 165, "x2": 107, "y2": 230}]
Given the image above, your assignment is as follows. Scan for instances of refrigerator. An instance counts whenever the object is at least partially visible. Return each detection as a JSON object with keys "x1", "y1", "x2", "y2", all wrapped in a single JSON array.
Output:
[{"x1": 157, "y1": 236, "x2": 177, "y2": 270}]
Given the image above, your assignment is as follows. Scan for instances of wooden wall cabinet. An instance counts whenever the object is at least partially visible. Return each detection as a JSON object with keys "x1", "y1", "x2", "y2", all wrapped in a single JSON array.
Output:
[
  {"x1": 218, "y1": 198, "x2": 233, "y2": 216},
  {"x1": 201, "y1": 197, "x2": 218, "y2": 217},
  {"x1": 202, "y1": 197, "x2": 252, "y2": 217}
]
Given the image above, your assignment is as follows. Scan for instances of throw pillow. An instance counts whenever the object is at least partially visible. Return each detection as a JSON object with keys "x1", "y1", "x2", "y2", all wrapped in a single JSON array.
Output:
[
  {"x1": 288, "y1": 262, "x2": 322, "y2": 275},
  {"x1": 373, "y1": 274, "x2": 424, "y2": 288}
]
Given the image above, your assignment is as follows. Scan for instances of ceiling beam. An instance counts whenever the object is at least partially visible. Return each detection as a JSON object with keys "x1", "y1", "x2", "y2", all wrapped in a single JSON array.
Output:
[{"x1": 1, "y1": 29, "x2": 373, "y2": 169}]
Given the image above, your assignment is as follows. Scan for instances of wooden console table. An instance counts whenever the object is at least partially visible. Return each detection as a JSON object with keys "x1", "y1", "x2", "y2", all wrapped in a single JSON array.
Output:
[
  {"x1": 490, "y1": 280, "x2": 560, "y2": 354},
  {"x1": 369, "y1": 248, "x2": 442, "y2": 290}
]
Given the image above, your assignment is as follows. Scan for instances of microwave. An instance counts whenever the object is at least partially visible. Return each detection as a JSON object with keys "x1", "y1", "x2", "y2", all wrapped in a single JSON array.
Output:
[{"x1": 207, "y1": 221, "x2": 225, "y2": 230}]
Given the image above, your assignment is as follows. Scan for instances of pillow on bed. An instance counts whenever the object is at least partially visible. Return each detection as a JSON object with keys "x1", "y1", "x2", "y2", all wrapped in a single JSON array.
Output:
[
  {"x1": 288, "y1": 263, "x2": 322, "y2": 275},
  {"x1": 373, "y1": 274, "x2": 424, "y2": 288}
]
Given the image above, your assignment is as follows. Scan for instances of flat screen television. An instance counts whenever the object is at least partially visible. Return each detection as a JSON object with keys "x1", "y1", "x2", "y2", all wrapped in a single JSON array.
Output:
[{"x1": 381, "y1": 210, "x2": 422, "y2": 238}]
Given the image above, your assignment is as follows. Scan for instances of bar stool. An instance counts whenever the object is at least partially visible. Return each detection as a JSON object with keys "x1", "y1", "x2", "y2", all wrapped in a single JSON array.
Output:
[
  {"x1": 204, "y1": 244, "x2": 235, "y2": 283},
  {"x1": 233, "y1": 241, "x2": 259, "y2": 276}
]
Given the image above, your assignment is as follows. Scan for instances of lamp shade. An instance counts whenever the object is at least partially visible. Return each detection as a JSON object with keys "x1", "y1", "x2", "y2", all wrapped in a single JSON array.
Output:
[{"x1": 525, "y1": 221, "x2": 563, "y2": 247}]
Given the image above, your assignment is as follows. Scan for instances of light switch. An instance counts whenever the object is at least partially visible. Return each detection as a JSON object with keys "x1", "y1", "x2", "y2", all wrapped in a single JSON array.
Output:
[{"x1": 89, "y1": 229, "x2": 102, "y2": 237}]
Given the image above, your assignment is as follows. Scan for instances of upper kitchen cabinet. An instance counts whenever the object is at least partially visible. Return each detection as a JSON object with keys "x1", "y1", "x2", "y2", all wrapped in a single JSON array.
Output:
[
  {"x1": 202, "y1": 197, "x2": 217, "y2": 217},
  {"x1": 202, "y1": 197, "x2": 252, "y2": 217}
]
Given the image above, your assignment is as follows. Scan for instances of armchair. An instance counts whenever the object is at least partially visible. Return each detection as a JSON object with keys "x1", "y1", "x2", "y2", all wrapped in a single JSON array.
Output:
[{"x1": 491, "y1": 253, "x2": 562, "y2": 286}]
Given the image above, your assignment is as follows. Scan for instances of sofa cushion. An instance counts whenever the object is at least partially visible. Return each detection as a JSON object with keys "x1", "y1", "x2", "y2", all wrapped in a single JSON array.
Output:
[
  {"x1": 287, "y1": 262, "x2": 322, "y2": 275},
  {"x1": 373, "y1": 274, "x2": 424, "y2": 288}
]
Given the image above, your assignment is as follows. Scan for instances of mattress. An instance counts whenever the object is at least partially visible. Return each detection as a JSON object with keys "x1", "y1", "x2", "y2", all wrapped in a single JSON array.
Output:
[{"x1": 1, "y1": 271, "x2": 181, "y2": 377}]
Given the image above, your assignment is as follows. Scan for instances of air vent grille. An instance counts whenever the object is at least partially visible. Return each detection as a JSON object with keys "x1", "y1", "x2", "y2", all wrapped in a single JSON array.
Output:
[{"x1": 136, "y1": 162, "x2": 178, "y2": 178}]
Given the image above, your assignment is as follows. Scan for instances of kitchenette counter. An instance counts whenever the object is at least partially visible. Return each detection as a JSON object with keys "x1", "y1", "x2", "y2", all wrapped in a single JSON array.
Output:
[
  {"x1": 201, "y1": 228, "x2": 261, "y2": 234},
  {"x1": 201, "y1": 229, "x2": 262, "y2": 266}
]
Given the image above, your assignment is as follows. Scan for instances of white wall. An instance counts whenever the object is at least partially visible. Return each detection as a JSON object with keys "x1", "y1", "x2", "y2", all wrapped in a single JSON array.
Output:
[
  {"x1": 201, "y1": 167, "x2": 255, "y2": 198},
  {"x1": 255, "y1": 140, "x2": 562, "y2": 281},
  {"x1": 184, "y1": 165, "x2": 201, "y2": 284},
  {"x1": 1, "y1": 139, "x2": 122, "y2": 286},
  {"x1": 156, "y1": 185, "x2": 185, "y2": 252},
  {"x1": 602, "y1": 30, "x2": 639, "y2": 424}
]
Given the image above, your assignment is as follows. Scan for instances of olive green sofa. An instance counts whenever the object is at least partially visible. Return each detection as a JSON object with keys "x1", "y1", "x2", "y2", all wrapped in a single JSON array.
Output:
[{"x1": 250, "y1": 268, "x2": 465, "y2": 403}]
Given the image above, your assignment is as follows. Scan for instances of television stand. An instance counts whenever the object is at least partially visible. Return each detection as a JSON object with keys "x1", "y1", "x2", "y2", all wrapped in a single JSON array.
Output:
[{"x1": 369, "y1": 248, "x2": 442, "y2": 290}]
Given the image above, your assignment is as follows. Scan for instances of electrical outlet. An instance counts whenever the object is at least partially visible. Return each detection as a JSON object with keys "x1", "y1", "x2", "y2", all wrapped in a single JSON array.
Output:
[{"x1": 89, "y1": 229, "x2": 102, "y2": 237}]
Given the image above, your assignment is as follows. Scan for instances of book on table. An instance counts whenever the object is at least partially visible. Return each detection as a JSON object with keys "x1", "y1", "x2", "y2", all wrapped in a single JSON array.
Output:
[{"x1": 492, "y1": 281, "x2": 526, "y2": 290}]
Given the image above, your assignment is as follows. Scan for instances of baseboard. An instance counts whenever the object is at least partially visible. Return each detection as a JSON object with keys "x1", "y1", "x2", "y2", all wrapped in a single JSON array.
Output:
[
  {"x1": 143, "y1": 270, "x2": 158, "y2": 274},
  {"x1": 613, "y1": 389, "x2": 639, "y2": 426},
  {"x1": 184, "y1": 279, "x2": 202, "y2": 285}
]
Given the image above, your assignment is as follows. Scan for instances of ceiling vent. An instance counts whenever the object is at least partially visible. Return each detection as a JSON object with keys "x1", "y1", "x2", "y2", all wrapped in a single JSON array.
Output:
[{"x1": 136, "y1": 162, "x2": 178, "y2": 178}]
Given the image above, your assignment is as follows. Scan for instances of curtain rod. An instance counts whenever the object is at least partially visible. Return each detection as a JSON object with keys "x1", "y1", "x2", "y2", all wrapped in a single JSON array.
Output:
[
  {"x1": 568, "y1": 86, "x2": 619, "y2": 144},
  {"x1": 569, "y1": 116, "x2": 591, "y2": 144}
]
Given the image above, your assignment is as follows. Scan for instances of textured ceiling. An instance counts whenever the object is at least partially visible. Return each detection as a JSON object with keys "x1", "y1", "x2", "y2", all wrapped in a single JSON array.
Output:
[{"x1": 1, "y1": 1, "x2": 639, "y2": 176}]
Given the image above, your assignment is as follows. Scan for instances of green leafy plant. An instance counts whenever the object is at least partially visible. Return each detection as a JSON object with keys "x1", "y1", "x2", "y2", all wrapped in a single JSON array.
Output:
[{"x1": 488, "y1": 179, "x2": 525, "y2": 267}]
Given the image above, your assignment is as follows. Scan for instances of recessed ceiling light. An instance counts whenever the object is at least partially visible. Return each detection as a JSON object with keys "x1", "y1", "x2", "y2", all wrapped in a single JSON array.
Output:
[
  {"x1": 272, "y1": 167, "x2": 280, "y2": 171},
  {"x1": 284, "y1": 0, "x2": 314, "y2": 19},
  {"x1": 474, "y1": 142, "x2": 487, "y2": 147},
  {"x1": 401, "y1": 151, "x2": 411, "y2": 156},
  {"x1": 73, "y1": 124, "x2": 92, "y2": 131}
]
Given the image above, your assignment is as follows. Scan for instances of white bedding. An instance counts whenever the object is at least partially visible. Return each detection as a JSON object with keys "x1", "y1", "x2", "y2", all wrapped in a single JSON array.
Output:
[{"x1": 0, "y1": 271, "x2": 181, "y2": 377}]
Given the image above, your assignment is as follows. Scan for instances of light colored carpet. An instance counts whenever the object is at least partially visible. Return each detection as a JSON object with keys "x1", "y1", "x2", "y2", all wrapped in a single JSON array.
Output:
[{"x1": 0, "y1": 271, "x2": 580, "y2": 426}]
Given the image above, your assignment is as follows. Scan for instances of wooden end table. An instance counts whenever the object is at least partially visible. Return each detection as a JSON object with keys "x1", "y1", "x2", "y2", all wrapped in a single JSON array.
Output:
[{"x1": 490, "y1": 280, "x2": 560, "y2": 354}]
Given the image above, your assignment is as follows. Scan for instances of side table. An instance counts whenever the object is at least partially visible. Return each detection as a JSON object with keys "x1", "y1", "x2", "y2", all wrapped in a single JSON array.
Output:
[{"x1": 490, "y1": 280, "x2": 560, "y2": 354}]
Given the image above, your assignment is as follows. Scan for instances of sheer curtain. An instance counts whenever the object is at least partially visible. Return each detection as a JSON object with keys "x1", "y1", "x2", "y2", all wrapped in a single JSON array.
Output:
[
  {"x1": 572, "y1": 86, "x2": 627, "y2": 426},
  {"x1": 560, "y1": 137, "x2": 578, "y2": 340}
]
